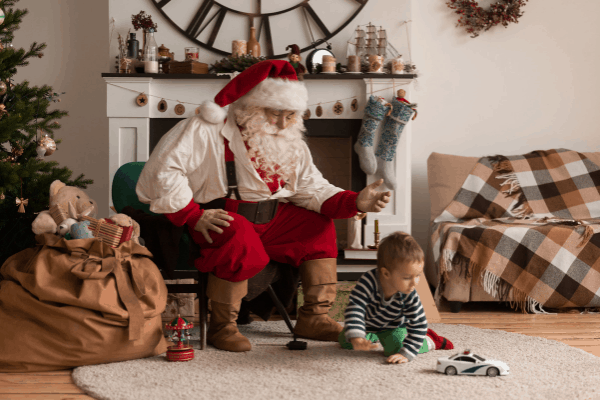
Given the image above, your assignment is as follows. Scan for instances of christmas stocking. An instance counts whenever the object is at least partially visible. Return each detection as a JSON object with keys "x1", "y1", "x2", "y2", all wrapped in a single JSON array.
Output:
[
  {"x1": 375, "y1": 97, "x2": 415, "y2": 189},
  {"x1": 354, "y1": 95, "x2": 391, "y2": 175}
]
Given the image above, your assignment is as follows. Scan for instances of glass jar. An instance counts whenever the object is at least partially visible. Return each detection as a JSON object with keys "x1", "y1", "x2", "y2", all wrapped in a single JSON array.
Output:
[
  {"x1": 144, "y1": 28, "x2": 159, "y2": 74},
  {"x1": 185, "y1": 47, "x2": 199, "y2": 61}
]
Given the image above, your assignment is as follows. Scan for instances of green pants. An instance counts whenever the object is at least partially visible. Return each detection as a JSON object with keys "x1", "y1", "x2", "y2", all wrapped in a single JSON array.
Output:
[{"x1": 339, "y1": 327, "x2": 429, "y2": 357}]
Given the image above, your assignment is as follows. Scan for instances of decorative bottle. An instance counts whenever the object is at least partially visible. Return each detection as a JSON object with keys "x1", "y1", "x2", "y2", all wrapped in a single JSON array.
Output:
[
  {"x1": 247, "y1": 27, "x2": 261, "y2": 57},
  {"x1": 143, "y1": 28, "x2": 159, "y2": 74},
  {"x1": 126, "y1": 32, "x2": 139, "y2": 59}
]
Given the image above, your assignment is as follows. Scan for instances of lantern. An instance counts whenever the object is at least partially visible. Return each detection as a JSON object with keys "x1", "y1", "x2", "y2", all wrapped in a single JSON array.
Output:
[{"x1": 165, "y1": 314, "x2": 194, "y2": 362}]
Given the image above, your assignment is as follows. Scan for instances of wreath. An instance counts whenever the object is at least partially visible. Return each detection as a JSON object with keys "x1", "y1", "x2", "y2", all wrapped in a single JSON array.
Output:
[{"x1": 446, "y1": 0, "x2": 528, "y2": 38}]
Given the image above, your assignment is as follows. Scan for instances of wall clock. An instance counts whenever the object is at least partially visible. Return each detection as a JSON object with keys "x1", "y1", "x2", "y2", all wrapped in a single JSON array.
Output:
[{"x1": 151, "y1": 0, "x2": 369, "y2": 59}]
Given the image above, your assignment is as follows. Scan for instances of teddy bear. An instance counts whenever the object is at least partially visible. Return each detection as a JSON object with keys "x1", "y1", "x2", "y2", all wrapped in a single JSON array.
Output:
[{"x1": 31, "y1": 180, "x2": 99, "y2": 235}]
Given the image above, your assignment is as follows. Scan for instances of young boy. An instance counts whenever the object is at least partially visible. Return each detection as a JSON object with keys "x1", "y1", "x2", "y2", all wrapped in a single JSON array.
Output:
[{"x1": 340, "y1": 231, "x2": 453, "y2": 364}]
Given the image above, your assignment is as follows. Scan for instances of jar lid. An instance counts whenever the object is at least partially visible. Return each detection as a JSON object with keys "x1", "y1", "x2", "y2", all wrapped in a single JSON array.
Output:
[{"x1": 159, "y1": 44, "x2": 170, "y2": 52}]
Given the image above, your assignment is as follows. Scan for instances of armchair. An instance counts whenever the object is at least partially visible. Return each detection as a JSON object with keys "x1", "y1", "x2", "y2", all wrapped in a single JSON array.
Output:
[{"x1": 111, "y1": 162, "x2": 300, "y2": 349}]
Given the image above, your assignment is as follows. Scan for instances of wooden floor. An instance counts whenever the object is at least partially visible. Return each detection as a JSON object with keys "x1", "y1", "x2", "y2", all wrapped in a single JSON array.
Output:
[{"x1": 1, "y1": 301, "x2": 599, "y2": 400}]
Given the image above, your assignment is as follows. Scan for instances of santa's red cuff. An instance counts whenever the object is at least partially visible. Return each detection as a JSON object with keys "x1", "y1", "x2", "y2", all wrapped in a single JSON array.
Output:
[
  {"x1": 320, "y1": 191, "x2": 360, "y2": 219},
  {"x1": 164, "y1": 199, "x2": 204, "y2": 228}
]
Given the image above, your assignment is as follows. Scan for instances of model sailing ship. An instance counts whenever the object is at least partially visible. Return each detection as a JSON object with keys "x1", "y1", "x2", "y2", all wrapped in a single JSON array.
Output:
[
  {"x1": 347, "y1": 23, "x2": 398, "y2": 60},
  {"x1": 346, "y1": 23, "x2": 415, "y2": 73}
]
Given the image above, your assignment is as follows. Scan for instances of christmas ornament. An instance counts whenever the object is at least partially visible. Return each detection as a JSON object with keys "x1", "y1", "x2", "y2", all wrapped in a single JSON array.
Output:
[
  {"x1": 136, "y1": 93, "x2": 148, "y2": 106},
  {"x1": 446, "y1": 0, "x2": 529, "y2": 38},
  {"x1": 0, "y1": 8, "x2": 4, "y2": 25},
  {"x1": 0, "y1": 103, "x2": 8, "y2": 119},
  {"x1": 16, "y1": 197, "x2": 28, "y2": 213},
  {"x1": 0, "y1": 81, "x2": 6, "y2": 95},
  {"x1": 165, "y1": 314, "x2": 194, "y2": 362},
  {"x1": 36, "y1": 143, "x2": 46, "y2": 158},
  {"x1": 316, "y1": 104, "x2": 323, "y2": 117},
  {"x1": 39, "y1": 133, "x2": 56, "y2": 156},
  {"x1": 303, "y1": 109, "x2": 311, "y2": 120},
  {"x1": 333, "y1": 101, "x2": 344, "y2": 115},
  {"x1": 353, "y1": 95, "x2": 392, "y2": 175},
  {"x1": 174, "y1": 103, "x2": 185, "y2": 115},
  {"x1": 158, "y1": 99, "x2": 168, "y2": 112},
  {"x1": 0, "y1": 192, "x2": 5, "y2": 200},
  {"x1": 351, "y1": 99, "x2": 359, "y2": 112}
]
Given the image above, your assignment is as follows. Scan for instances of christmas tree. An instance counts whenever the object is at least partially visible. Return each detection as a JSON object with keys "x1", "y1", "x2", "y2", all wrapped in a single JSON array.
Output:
[{"x1": 0, "y1": 0, "x2": 92, "y2": 266}]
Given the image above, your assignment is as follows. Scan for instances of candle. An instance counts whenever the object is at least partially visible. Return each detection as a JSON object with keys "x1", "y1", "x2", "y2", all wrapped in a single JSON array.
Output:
[{"x1": 375, "y1": 219, "x2": 379, "y2": 233}]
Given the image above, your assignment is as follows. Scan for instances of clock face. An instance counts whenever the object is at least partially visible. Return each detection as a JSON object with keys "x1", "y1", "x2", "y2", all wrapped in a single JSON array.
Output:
[{"x1": 151, "y1": 0, "x2": 369, "y2": 59}]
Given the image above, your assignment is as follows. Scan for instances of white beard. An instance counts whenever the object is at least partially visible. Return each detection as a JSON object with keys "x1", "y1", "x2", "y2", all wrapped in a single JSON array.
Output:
[{"x1": 233, "y1": 105, "x2": 306, "y2": 184}]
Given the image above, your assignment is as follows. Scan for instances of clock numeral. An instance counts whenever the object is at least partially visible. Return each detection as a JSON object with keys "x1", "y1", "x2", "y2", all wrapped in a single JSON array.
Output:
[
  {"x1": 186, "y1": 0, "x2": 215, "y2": 39},
  {"x1": 207, "y1": 8, "x2": 228, "y2": 47},
  {"x1": 302, "y1": 3, "x2": 331, "y2": 38},
  {"x1": 155, "y1": 0, "x2": 172, "y2": 9},
  {"x1": 257, "y1": 16, "x2": 274, "y2": 57}
]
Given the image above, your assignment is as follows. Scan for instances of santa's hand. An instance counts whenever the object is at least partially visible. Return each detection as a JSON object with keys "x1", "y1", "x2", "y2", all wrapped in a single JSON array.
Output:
[
  {"x1": 193, "y1": 209, "x2": 233, "y2": 244},
  {"x1": 356, "y1": 179, "x2": 391, "y2": 213}
]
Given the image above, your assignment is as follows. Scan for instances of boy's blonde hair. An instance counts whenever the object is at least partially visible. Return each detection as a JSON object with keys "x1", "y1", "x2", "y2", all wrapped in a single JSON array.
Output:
[{"x1": 377, "y1": 231, "x2": 424, "y2": 271}]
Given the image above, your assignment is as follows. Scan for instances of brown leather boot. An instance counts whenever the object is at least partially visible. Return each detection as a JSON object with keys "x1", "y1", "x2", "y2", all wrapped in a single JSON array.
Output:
[
  {"x1": 294, "y1": 258, "x2": 343, "y2": 342},
  {"x1": 206, "y1": 274, "x2": 252, "y2": 352}
]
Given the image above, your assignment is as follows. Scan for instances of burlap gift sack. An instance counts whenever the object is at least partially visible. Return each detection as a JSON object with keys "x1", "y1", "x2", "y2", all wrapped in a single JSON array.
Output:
[{"x1": 0, "y1": 233, "x2": 169, "y2": 372}]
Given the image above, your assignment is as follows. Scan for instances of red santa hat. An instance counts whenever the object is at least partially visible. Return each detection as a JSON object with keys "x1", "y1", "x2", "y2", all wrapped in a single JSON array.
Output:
[{"x1": 199, "y1": 60, "x2": 309, "y2": 124}]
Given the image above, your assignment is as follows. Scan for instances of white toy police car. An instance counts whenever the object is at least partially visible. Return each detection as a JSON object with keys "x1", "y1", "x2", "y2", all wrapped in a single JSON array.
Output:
[{"x1": 436, "y1": 350, "x2": 509, "y2": 377}]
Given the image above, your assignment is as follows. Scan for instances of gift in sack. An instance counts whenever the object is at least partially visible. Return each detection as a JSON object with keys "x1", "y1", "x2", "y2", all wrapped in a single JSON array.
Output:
[{"x1": 0, "y1": 233, "x2": 168, "y2": 372}]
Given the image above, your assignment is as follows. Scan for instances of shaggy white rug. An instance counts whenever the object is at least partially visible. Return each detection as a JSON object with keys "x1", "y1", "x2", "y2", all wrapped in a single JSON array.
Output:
[{"x1": 72, "y1": 322, "x2": 600, "y2": 400}]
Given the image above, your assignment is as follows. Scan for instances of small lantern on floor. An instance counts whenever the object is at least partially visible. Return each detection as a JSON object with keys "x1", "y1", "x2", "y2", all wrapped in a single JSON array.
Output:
[{"x1": 165, "y1": 314, "x2": 194, "y2": 362}]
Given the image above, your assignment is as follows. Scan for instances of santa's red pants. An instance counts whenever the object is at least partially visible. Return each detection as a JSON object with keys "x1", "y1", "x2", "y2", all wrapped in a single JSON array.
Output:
[{"x1": 188, "y1": 200, "x2": 338, "y2": 282}]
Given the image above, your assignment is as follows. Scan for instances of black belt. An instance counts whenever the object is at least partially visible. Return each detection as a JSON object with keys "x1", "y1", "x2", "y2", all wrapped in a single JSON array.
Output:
[{"x1": 201, "y1": 198, "x2": 279, "y2": 225}]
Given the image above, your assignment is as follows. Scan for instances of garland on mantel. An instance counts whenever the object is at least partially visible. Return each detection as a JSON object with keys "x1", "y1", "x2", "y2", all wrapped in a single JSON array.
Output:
[{"x1": 446, "y1": 0, "x2": 528, "y2": 38}]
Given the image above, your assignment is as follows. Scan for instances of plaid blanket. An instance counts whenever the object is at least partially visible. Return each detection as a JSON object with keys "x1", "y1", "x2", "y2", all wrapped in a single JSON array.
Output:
[{"x1": 431, "y1": 149, "x2": 600, "y2": 313}]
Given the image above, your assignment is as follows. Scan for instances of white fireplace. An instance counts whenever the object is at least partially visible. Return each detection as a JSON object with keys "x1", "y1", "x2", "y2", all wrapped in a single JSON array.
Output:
[{"x1": 103, "y1": 74, "x2": 415, "y2": 267}]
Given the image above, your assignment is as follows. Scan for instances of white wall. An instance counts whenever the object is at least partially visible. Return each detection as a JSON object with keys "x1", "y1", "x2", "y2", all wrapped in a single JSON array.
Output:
[
  {"x1": 15, "y1": 0, "x2": 600, "y2": 254},
  {"x1": 411, "y1": 0, "x2": 600, "y2": 250},
  {"x1": 15, "y1": 0, "x2": 109, "y2": 215}
]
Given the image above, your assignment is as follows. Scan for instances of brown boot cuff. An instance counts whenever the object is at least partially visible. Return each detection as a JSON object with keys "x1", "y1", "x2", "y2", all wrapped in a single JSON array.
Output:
[
  {"x1": 206, "y1": 274, "x2": 248, "y2": 304},
  {"x1": 299, "y1": 258, "x2": 338, "y2": 286}
]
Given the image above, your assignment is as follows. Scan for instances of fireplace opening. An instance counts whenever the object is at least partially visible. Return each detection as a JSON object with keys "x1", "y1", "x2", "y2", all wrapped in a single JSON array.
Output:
[{"x1": 149, "y1": 118, "x2": 366, "y2": 251}]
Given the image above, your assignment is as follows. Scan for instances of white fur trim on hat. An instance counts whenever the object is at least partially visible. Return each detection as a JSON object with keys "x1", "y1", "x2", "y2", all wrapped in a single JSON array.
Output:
[
  {"x1": 237, "y1": 78, "x2": 308, "y2": 112},
  {"x1": 199, "y1": 100, "x2": 227, "y2": 124}
]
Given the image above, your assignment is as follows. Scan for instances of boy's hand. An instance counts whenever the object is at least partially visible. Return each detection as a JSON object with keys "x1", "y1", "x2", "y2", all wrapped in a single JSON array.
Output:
[
  {"x1": 387, "y1": 353, "x2": 409, "y2": 364},
  {"x1": 350, "y1": 337, "x2": 380, "y2": 351}
]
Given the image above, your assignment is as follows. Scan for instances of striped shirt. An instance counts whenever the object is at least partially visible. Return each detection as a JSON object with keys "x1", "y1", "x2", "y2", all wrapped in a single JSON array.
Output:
[{"x1": 344, "y1": 268, "x2": 428, "y2": 361}]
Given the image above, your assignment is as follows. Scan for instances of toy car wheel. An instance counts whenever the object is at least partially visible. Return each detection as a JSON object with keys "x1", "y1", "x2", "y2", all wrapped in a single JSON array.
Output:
[
  {"x1": 487, "y1": 367, "x2": 499, "y2": 377},
  {"x1": 445, "y1": 366, "x2": 457, "y2": 376}
]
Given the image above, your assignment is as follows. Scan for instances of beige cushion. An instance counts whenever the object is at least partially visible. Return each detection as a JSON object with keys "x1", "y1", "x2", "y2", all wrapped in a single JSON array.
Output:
[{"x1": 427, "y1": 152, "x2": 479, "y2": 223}]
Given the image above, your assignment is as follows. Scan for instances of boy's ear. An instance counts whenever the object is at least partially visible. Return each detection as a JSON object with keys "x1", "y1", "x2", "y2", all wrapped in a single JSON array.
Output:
[{"x1": 379, "y1": 267, "x2": 390, "y2": 279}]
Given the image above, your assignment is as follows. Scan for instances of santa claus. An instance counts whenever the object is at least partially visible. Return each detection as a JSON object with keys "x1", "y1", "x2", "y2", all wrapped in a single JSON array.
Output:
[{"x1": 137, "y1": 60, "x2": 391, "y2": 352}]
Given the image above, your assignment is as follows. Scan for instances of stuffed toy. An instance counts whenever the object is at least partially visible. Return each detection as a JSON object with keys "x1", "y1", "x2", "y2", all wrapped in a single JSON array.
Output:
[
  {"x1": 57, "y1": 218, "x2": 78, "y2": 237},
  {"x1": 31, "y1": 180, "x2": 99, "y2": 235},
  {"x1": 69, "y1": 220, "x2": 95, "y2": 239}
]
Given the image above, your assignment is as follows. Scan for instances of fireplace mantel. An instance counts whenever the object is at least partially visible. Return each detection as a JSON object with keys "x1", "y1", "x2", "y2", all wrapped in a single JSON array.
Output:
[{"x1": 103, "y1": 73, "x2": 416, "y2": 259}]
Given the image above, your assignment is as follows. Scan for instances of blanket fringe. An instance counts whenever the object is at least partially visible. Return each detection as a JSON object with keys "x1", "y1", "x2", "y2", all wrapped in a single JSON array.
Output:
[
  {"x1": 441, "y1": 249, "x2": 474, "y2": 280},
  {"x1": 578, "y1": 225, "x2": 594, "y2": 248},
  {"x1": 497, "y1": 172, "x2": 521, "y2": 195},
  {"x1": 480, "y1": 270, "x2": 551, "y2": 314},
  {"x1": 511, "y1": 202, "x2": 533, "y2": 219}
]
